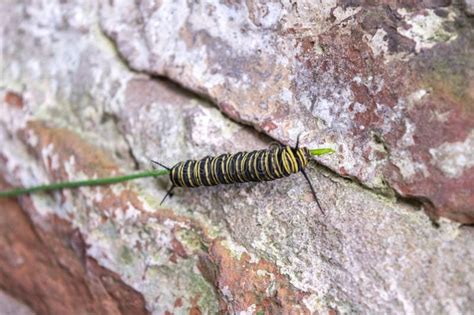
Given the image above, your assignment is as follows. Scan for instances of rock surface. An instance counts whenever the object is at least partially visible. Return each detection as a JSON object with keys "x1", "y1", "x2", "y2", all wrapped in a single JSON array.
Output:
[
  {"x1": 0, "y1": 291, "x2": 34, "y2": 315},
  {"x1": 102, "y1": 0, "x2": 474, "y2": 223},
  {"x1": 0, "y1": 0, "x2": 473, "y2": 314}
]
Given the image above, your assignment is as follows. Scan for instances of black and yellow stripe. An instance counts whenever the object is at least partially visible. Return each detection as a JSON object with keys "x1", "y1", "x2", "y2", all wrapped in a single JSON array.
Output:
[{"x1": 170, "y1": 146, "x2": 310, "y2": 188}]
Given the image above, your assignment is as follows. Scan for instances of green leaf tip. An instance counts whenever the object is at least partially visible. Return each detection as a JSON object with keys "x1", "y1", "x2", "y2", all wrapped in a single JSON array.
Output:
[{"x1": 309, "y1": 148, "x2": 335, "y2": 156}]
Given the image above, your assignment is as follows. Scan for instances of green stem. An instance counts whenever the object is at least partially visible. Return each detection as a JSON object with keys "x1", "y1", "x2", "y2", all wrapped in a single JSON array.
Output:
[
  {"x1": 309, "y1": 148, "x2": 335, "y2": 156},
  {"x1": 0, "y1": 169, "x2": 170, "y2": 198}
]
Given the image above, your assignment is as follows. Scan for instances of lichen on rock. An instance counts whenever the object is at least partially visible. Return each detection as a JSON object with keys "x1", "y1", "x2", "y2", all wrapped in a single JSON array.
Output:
[{"x1": 1, "y1": 0, "x2": 473, "y2": 314}]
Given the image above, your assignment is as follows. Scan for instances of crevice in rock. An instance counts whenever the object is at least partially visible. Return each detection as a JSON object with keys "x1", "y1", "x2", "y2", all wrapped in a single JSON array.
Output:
[
  {"x1": 101, "y1": 111, "x2": 141, "y2": 171},
  {"x1": 310, "y1": 162, "x2": 439, "y2": 225},
  {"x1": 97, "y1": 21, "x2": 447, "y2": 226}
]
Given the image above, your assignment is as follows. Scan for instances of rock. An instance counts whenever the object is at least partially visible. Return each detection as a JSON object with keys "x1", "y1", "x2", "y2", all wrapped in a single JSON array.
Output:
[
  {"x1": 101, "y1": 1, "x2": 474, "y2": 223},
  {"x1": 0, "y1": 177, "x2": 148, "y2": 314},
  {"x1": 0, "y1": 291, "x2": 34, "y2": 315},
  {"x1": 464, "y1": 0, "x2": 474, "y2": 15},
  {"x1": 0, "y1": 0, "x2": 473, "y2": 314}
]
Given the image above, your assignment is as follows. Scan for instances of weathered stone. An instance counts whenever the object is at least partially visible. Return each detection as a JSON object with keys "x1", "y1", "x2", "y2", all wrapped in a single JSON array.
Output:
[
  {"x1": 1, "y1": 0, "x2": 473, "y2": 314},
  {"x1": 0, "y1": 291, "x2": 34, "y2": 315},
  {"x1": 465, "y1": 0, "x2": 474, "y2": 15},
  {"x1": 101, "y1": 1, "x2": 474, "y2": 223},
  {"x1": 0, "y1": 178, "x2": 148, "y2": 315},
  {"x1": 1, "y1": 119, "x2": 312, "y2": 313}
]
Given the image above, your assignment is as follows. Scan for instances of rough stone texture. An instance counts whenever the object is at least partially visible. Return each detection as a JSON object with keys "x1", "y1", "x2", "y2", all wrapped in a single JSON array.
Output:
[
  {"x1": 0, "y1": 291, "x2": 35, "y2": 315},
  {"x1": 0, "y1": 178, "x2": 148, "y2": 315},
  {"x1": 101, "y1": 0, "x2": 474, "y2": 223},
  {"x1": 1, "y1": 0, "x2": 473, "y2": 314},
  {"x1": 465, "y1": 0, "x2": 474, "y2": 15}
]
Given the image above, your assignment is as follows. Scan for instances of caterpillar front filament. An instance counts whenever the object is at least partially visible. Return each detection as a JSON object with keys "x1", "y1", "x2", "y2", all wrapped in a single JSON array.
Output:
[{"x1": 153, "y1": 143, "x2": 334, "y2": 213}]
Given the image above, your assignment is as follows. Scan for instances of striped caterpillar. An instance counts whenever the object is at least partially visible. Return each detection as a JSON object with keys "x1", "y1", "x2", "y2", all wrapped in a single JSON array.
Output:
[{"x1": 153, "y1": 138, "x2": 331, "y2": 213}]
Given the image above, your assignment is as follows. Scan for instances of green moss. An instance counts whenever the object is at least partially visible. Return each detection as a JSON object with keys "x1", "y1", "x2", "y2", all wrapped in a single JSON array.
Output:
[
  {"x1": 119, "y1": 245, "x2": 135, "y2": 265},
  {"x1": 149, "y1": 258, "x2": 219, "y2": 312},
  {"x1": 189, "y1": 270, "x2": 219, "y2": 312},
  {"x1": 177, "y1": 229, "x2": 208, "y2": 252},
  {"x1": 432, "y1": 28, "x2": 453, "y2": 42},
  {"x1": 422, "y1": 54, "x2": 474, "y2": 111},
  {"x1": 98, "y1": 220, "x2": 119, "y2": 238},
  {"x1": 143, "y1": 192, "x2": 162, "y2": 209}
]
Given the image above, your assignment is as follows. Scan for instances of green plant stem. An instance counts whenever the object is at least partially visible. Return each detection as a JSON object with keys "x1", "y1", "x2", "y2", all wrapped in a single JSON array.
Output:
[{"x1": 0, "y1": 169, "x2": 170, "y2": 198}]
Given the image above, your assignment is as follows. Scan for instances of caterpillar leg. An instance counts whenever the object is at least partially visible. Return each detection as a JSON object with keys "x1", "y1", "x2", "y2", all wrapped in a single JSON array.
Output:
[
  {"x1": 301, "y1": 169, "x2": 324, "y2": 214},
  {"x1": 151, "y1": 160, "x2": 174, "y2": 205},
  {"x1": 295, "y1": 133, "x2": 303, "y2": 149},
  {"x1": 160, "y1": 185, "x2": 175, "y2": 205}
]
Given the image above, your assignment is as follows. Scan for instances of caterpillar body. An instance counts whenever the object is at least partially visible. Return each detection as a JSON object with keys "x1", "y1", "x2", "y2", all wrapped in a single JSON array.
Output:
[
  {"x1": 171, "y1": 145, "x2": 308, "y2": 187},
  {"x1": 153, "y1": 142, "x2": 327, "y2": 213}
]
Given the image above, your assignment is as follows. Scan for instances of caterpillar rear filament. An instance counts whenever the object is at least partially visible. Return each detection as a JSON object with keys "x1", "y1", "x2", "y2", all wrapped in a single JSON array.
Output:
[{"x1": 152, "y1": 140, "x2": 334, "y2": 213}]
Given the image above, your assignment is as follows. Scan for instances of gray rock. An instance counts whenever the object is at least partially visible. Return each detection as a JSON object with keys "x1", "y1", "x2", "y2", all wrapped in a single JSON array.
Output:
[{"x1": 0, "y1": 0, "x2": 473, "y2": 314}]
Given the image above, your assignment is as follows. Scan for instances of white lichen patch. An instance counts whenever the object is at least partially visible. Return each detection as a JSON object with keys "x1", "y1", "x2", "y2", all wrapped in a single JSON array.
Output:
[
  {"x1": 258, "y1": 2, "x2": 284, "y2": 28},
  {"x1": 221, "y1": 238, "x2": 258, "y2": 263},
  {"x1": 302, "y1": 293, "x2": 326, "y2": 314},
  {"x1": 63, "y1": 155, "x2": 77, "y2": 180},
  {"x1": 407, "y1": 89, "x2": 428, "y2": 105},
  {"x1": 397, "y1": 8, "x2": 458, "y2": 53},
  {"x1": 279, "y1": 88, "x2": 294, "y2": 104},
  {"x1": 306, "y1": 79, "x2": 359, "y2": 133},
  {"x1": 25, "y1": 129, "x2": 39, "y2": 147},
  {"x1": 437, "y1": 218, "x2": 462, "y2": 241},
  {"x1": 115, "y1": 202, "x2": 142, "y2": 222},
  {"x1": 312, "y1": 94, "x2": 355, "y2": 132},
  {"x1": 85, "y1": 227, "x2": 123, "y2": 268},
  {"x1": 398, "y1": 119, "x2": 416, "y2": 148},
  {"x1": 144, "y1": 1, "x2": 190, "y2": 59},
  {"x1": 80, "y1": 208, "x2": 220, "y2": 313},
  {"x1": 0, "y1": 90, "x2": 30, "y2": 132},
  {"x1": 332, "y1": 5, "x2": 361, "y2": 24},
  {"x1": 188, "y1": 103, "x2": 241, "y2": 149},
  {"x1": 282, "y1": 1, "x2": 360, "y2": 37},
  {"x1": 221, "y1": 286, "x2": 233, "y2": 301},
  {"x1": 91, "y1": 187, "x2": 104, "y2": 203},
  {"x1": 40, "y1": 143, "x2": 60, "y2": 171},
  {"x1": 365, "y1": 28, "x2": 389, "y2": 58},
  {"x1": 0, "y1": 125, "x2": 53, "y2": 210},
  {"x1": 239, "y1": 303, "x2": 256, "y2": 315},
  {"x1": 189, "y1": 47, "x2": 226, "y2": 88},
  {"x1": 391, "y1": 150, "x2": 430, "y2": 182},
  {"x1": 186, "y1": 1, "x2": 272, "y2": 55},
  {"x1": 331, "y1": 136, "x2": 387, "y2": 189},
  {"x1": 429, "y1": 130, "x2": 474, "y2": 178}
]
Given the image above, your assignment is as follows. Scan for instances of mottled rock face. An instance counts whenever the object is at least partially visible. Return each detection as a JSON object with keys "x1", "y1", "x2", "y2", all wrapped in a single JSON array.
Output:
[
  {"x1": 0, "y1": 177, "x2": 149, "y2": 315},
  {"x1": 1, "y1": 0, "x2": 474, "y2": 314},
  {"x1": 101, "y1": 1, "x2": 474, "y2": 223}
]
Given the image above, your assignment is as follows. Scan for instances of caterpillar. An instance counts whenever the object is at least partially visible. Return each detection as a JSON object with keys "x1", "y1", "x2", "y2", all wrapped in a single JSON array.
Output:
[{"x1": 152, "y1": 138, "x2": 331, "y2": 213}]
